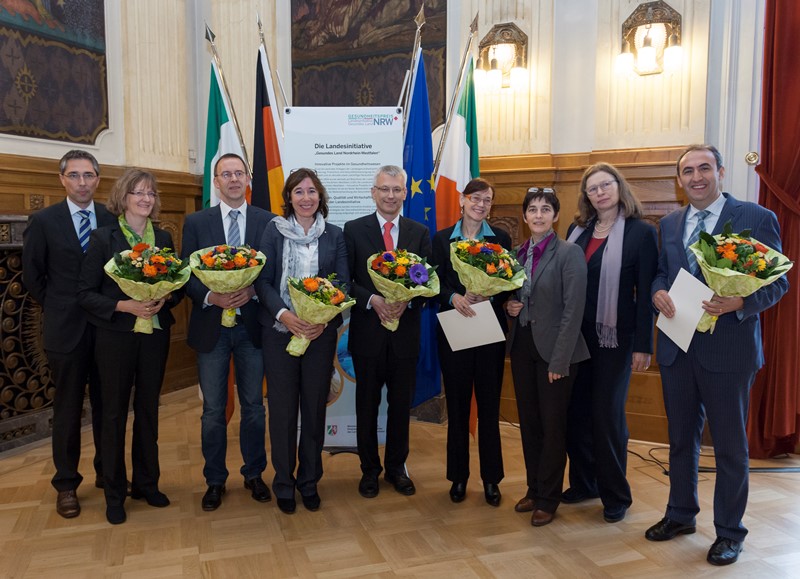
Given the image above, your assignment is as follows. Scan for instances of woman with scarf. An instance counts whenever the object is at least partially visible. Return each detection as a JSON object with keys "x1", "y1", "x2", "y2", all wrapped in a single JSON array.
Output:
[
  {"x1": 255, "y1": 168, "x2": 349, "y2": 515},
  {"x1": 78, "y1": 169, "x2": 181, "y2": 524},
  {"x1": 506, "y1": 187, "x2": 589, "y2": 527},
  {"x1": 431, "y1": 178, "x2": 511, "y2": 507},
  {"x1": 562, "y1": 163, "x2": 658, "y2": 523}
]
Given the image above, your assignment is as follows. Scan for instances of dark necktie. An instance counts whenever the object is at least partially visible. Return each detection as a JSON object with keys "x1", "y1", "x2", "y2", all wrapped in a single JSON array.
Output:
[
  {"x1": 228, "y1": 210, "x2": 241, "y2": 246},
  {"x1": 77, "y1": 210, "x2": 91, "y2": 253}
]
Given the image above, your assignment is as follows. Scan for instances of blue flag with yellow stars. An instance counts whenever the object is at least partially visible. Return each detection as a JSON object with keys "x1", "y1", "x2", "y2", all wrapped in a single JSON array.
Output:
[{"x1": 403, "y1": 49, "x2": 440, "y2": 406}]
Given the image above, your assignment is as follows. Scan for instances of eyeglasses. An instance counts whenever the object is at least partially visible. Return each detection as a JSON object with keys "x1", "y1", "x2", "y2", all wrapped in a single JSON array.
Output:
[
  {"x1": 128, "y1": 190, "x2": 157, "y2": 199},
  {"x1": 216, "y1": 170, "x2": 247, "y2": 180},
  {"x1": 585, "y1": 180, "x2": 617, "y2": 196},
  {"x1": 527, "y1": 187, "x2": 555, "y2": 194},
  {"x1": 64, "y1": 172, "x2": 98, "y2": 182},
  {"x1": 465, "y1": 194, "x2": 493, "y2": 206},
  {"x1": 373, "y1": 186, "x2": 404, "y2": 195}
]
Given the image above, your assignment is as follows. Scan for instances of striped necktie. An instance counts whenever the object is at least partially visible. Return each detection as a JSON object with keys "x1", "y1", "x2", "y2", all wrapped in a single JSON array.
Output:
[
  {"x1": 685, "y1": 209, "x2": 710, "y2": 275},
  {"x1": 228, "y1": 210, "x2": 241, "y2": 247},
  {"x1": 77, "y1": 210, "x2": 91, "y2": 253}
]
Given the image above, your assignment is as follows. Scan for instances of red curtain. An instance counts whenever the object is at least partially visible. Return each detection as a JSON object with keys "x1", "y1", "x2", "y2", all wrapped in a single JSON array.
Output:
[{"x1": 748, "y1": 0, "x2": 800, "y2": 458}]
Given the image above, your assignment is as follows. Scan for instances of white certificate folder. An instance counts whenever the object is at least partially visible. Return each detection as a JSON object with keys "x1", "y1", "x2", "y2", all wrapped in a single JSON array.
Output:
[{"x1": 437, "y1": 300, "x2": 506, "y2": 352}]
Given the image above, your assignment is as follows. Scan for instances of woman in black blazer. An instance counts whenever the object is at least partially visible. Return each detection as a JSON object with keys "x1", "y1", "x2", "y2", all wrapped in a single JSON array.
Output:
[
  {"x1": 431, "y1": 178, "x2": 511, "y2": 507},
  {"x1": 563, "y1": 163, "x2": 658, "y2": 523},
  {"x1": 254, "y1": 168, "x2": 349, "y2": 515},
  {"x1": 78, "y1": 169, "x2": 181, "y2": 524}
]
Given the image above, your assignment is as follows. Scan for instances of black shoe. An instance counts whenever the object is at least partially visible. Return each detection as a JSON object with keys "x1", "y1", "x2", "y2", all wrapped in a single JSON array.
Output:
[
  {"x1": 201, "y1": 484, "x2": 226, "y2": 511},
  {"x1": 707, "y1": 537, "x2": 743, "y2": 566},
  {"x1": 645, "y1": 517, "x2": 696, "y2": 541},
  {"x1": 561, "y1": 487, "x2": 598, "y2": 504},
  {"x1": 301, "y1": 492, "x2": 321, "y2": 511},
  {"x1": 277, "y1": 497, "x2": 296, "y2": 514},
  {"x1": 603, "y1": 505, "x2": 628, "y2": 523},
  {"x1": 385, "y1": 472, "x2": 416, "y2": 496},
  {"x1": 106, "y1": 505, "x2": 126, "y2": 525},
  {"x1": 358, "y1": 474, "x2": 379, "y2": 498},
  {"x1": 131, "y1": 488, "x2": 170, "y2": 508},
  {"x1": 449, "y1": 481, "x2": 467, "y2": 503},
  {"x1": 483, "y1": 483, "x2": 501, "y2": 507},
  {"x1": 244, "y1": 477, "x2": 272, "y2": 503}
]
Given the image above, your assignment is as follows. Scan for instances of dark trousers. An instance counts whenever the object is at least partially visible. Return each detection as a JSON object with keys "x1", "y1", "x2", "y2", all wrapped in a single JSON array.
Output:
[
  {"x1": 661, "y1": 352, "x2": 753, "y2": 542},
  {"x1": 353, "y1": 341, "x2": 416, "y2": 477},
  {"x1": 437, "y1": 326, "x2": 504, "y2": 484},
  {"x1": 46, "y1": 325, "x2": 103, "y2": 492},
  {"x1": 565, "y1": 324, "x2": 634, "y2": 510},
  {"x1": 510, "y1": 327, "x2": 576, "y2": 513},
  {"x1": 95, "y1": 326, "x2": 170, "y2": 507},
  {"x1": 262, "y1": 324, "x2": 338, "y2": 499}
]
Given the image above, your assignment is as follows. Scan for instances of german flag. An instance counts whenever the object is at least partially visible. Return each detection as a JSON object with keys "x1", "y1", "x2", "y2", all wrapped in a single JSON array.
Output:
[{"x1": 251, "y1": 45, "x2": 284, "y2": 212}]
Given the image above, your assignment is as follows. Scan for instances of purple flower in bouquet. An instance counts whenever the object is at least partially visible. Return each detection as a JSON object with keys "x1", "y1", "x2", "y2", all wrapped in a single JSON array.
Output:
[
  {"x1": 409, "y1": 263, "x2": 429, "y2": 285},
  {"x1": 383, "y1": 252, "x2": 395, "y2": 262}
]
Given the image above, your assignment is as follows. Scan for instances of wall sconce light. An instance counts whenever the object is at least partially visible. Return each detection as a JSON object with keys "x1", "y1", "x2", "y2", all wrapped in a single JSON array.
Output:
[
  {"x1": 616, "y1": 1, "x2": 682, "y2": 77},
  {"x1": 475, "y1": 22, "x2": 528, "y2": 91}
]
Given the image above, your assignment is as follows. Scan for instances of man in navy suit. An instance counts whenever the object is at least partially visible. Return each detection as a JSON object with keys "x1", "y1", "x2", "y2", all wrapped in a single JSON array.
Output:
[
  {"x1": 647, "y1": 145, "x2": 789, "y2": 566},
  {"x1": 181, "y1": 153, "x2": 276, "y2": 511},
  {"x1": 22, "y1": 150, "x2": 115, "y2": 518},
  {"x1": 344, "y1": 165, "x2": 432, "y2": 498}
]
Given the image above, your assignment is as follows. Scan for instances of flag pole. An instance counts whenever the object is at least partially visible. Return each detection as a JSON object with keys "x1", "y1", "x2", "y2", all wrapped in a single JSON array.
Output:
[
  {"x1": 256, "y1": 11, "x2": 288, "y2": 134},
  {"x1": 401, "y1": 4, "x2": 426, "y2": 136},
  {"x1": 432, "y1": 13, "x2": 478, "y2": 182},
  {"x1": 205, "y1": 23, "x2": 252, "y2": 175}
]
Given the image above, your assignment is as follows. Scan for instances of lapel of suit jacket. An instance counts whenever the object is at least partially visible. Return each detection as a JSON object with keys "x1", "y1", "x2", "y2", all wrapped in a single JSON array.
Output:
[
  {"x1": 397, "y1": 215, "x2": 415, "y2": 250},
  {"x1": 367, "y1": 213, "x2": 385, "y2": 252},
  {"x1": 530, "y1": 236, "x2": 557, "y2": 290},
  {"x1": 56, "y1": 200, "x2": 85, "y2": 253},
  {"x1": 242, "y1": 205, "x2": 259, "y2": 246},
  {"x1": 207, "y1": 205, "x2": 227, "y2": 246},
  {"x1": 712, "y1": 193, "x2": 738, "y2": 234}
]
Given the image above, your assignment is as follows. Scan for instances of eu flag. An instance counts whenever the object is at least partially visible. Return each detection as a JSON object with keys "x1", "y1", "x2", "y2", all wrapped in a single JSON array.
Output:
[{"x1": 403, "y1": 49, "x2": 440, "y2": 406}]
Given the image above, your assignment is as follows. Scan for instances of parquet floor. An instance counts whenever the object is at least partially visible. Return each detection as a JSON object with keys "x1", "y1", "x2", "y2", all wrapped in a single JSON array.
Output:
[{"x1": 1, "y1": 387, "x2": 800, "y2": 578}]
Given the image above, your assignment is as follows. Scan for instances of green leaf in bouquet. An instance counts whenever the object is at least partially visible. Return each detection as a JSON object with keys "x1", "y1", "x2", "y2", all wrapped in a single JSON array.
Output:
[
  {"x1": 699, "y1": 239, "x2": 717, "y2": 265},
  {"x1": 113, "y1": 252, "x2": 125, "y2": 266},
  {"x1": 716, "y1": 257, "x2": 732, "y2": 269},
  {"x1": 739, "y1": 228, "x2": 752, "y2": 238},
  {"x1": 721, "y1": 221, "x2": 734, "y2": 236},
  {"x1": 698, "y1": 231, "x2": 716, "y2": 245}
]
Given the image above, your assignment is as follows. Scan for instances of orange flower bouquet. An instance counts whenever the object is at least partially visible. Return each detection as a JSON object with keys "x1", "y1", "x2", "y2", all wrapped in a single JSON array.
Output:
[
  {"x1": 450, "y1": 239, "x2": 526, "y2": 297},
  {"x1": 367, "y1": 249, "x2": 440, "y2": 331},
  {"x1": 189, "y1": 245, "x2": 266, "y2": 327},
  {"x1": 689, "y1": 221, "x2": 793, "y2": 332},
  {"x1": 105, "y1": 243, "x2": 190, "y2": 334},
  {"x1": 286, "y1": 274, "x2": 355, "y2": 356}
]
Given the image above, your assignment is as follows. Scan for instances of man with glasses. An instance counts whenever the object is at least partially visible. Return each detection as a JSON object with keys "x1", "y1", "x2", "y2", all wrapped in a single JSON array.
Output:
[
  {"x1": 344, "y1": 165, "x2": 432, "y2": 498},
  {"x1": 22, "y1": 149, "x2": 115, "y2": 518},
  {"x1": 181, "y1": 153, "x2": 276, "y2": 511}
]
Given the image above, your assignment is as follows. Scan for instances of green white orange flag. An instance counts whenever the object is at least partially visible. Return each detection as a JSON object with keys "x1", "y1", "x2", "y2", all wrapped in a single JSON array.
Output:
[{"x1": 435, "y1": 56, "x2": 479, "y2": 231}]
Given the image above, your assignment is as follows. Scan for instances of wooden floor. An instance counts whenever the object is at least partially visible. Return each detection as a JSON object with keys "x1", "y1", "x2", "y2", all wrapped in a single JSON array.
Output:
[{"x1": 1, "y1": 388, "x2": 800, "y2": 578}]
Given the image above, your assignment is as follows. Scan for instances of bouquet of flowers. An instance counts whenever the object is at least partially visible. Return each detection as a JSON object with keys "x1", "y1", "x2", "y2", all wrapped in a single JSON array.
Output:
[
  {"x1": 105, "y1": 243, "x2": 190, "y2": 334},
  {"x1": 286, "y1": 274, "x2": 355, "y2": 356},
  {"x1": 189, "y1": 245, "x2": 266, "y2": 327},
  {"x1": 367, "y1": 249, "x2": 440, "y2": 331},
  {"x1": 450, "y1": 239, "x2": 526, "y2": 297},
  {"x1": 689, "y1": 221, "x2": 793, "y2": 332}
]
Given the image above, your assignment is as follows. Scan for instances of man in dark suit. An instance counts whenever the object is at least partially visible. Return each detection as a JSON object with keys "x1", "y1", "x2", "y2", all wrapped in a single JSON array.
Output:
[
  {"x1": 344, "y1": 165, "x2": 432, "y2": 498},
  {"x1": 648, "y1": 144, "x2": 789, "y2": 566},
  {"x1": 22, "y1": 149, "x2": 115, "y2": 518},
  {"x1": 181, "y1": 153, "x2": 275, "y2": 511}
]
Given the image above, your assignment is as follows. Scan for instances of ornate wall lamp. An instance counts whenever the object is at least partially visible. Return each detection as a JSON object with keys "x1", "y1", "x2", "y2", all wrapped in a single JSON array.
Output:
[
  {"x1": 473, "y1": 22, "x2": 529, "y2": 91},
  {"x1": 616, "y1": 1, "x2": 682, "y2": 76}
]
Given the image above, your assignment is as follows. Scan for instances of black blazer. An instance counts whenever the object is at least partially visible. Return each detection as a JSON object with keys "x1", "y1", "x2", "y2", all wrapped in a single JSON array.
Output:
[
  {"x1": 254, "y1": 219, "x2": 349, "y2": 328},
  {"x1": 77, "y1": 224, "x2": 181, "y2": 332},
  {"x1": 343, "y1": 213, "x2": 432, "y2": 359},
  {"x1": 181, "y1": 204, "x2": 276, "y2": 352},
  {"x1": 568, "y1": 218, "x2": 658, "y2": 353},
  {"x1": 22, "y1": 200, "x2": 115, "y2": 353},
  {"x1": 431, "y1": 224, "x2": 513, "y2": 333}
]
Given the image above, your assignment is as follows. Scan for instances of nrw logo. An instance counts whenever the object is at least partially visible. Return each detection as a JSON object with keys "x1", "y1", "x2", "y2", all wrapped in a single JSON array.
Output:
[{"x1": 327, "y1": 424, "x2": 338, "y2": 436}]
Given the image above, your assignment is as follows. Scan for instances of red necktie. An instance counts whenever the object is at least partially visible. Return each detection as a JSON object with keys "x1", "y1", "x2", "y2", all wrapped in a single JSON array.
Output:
[{"x1": 383, "y1": 222, "x2": 394, "y2": 251}]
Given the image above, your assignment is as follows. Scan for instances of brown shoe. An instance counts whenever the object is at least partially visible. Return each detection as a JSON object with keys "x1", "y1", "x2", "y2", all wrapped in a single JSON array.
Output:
[
  {"x1": 56, "y1": 490, "x2": 80, "y2": 518},
  {"x1": 531, "y1": 509, "x2": 554, "y2": 527},
  {"x1": 514, "y1": 497, "x2": 535, "y2": 513}
]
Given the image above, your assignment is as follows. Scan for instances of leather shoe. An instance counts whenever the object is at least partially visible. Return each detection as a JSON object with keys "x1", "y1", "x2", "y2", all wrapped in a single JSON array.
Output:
[
  {"x1": 449, "y1": 481, "x2": 467, "y2": 503},
  {"x1": 56, "y1": 490, "x2": 80, "y2": 518},
  {"x1": 301, "y1": 492, "x2": 321, "y2": 511},
  {"x1": 645, "y1": 517, "x2": 696, "y2": 541},
  {"x1": 244, "y1": 477, "x2": 272, "y2": 503},
  {"x1": 385, "y1": 472, "x2": 416, "y2": 496},
  {"x1": 483, "y1": 483, "x2": 501, "y2": 507},
  {"x1": 201, "y1": 484, "x2": 226, "y2": 511},
  {"x1": 106, "y1": 505, "x2": 126, "y2": 525},
  {"x1": 358, "y1": 474, "x2": 379, "y2": 498},
  {"x1": 131, "y1": 488, "x2": 170, "y2": 508},
  {"x1": 561, "y1": 487, "x2": 598, "y2": 504},
  {"x1": 277, "y1": 497, "x2": 296, "y2": 514},
  {"x1": 603, "y1": 505, "x2": 628, "y2": 523},
  {"x1": 707, "y1": 537, "x2": 742, "y2": 566},
  {"x1": 514, "y1": 497, "x2": 535, "y2": 513},
  {"x1": 531, "y1": 509, "x2": 555, "y2": 527}
]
